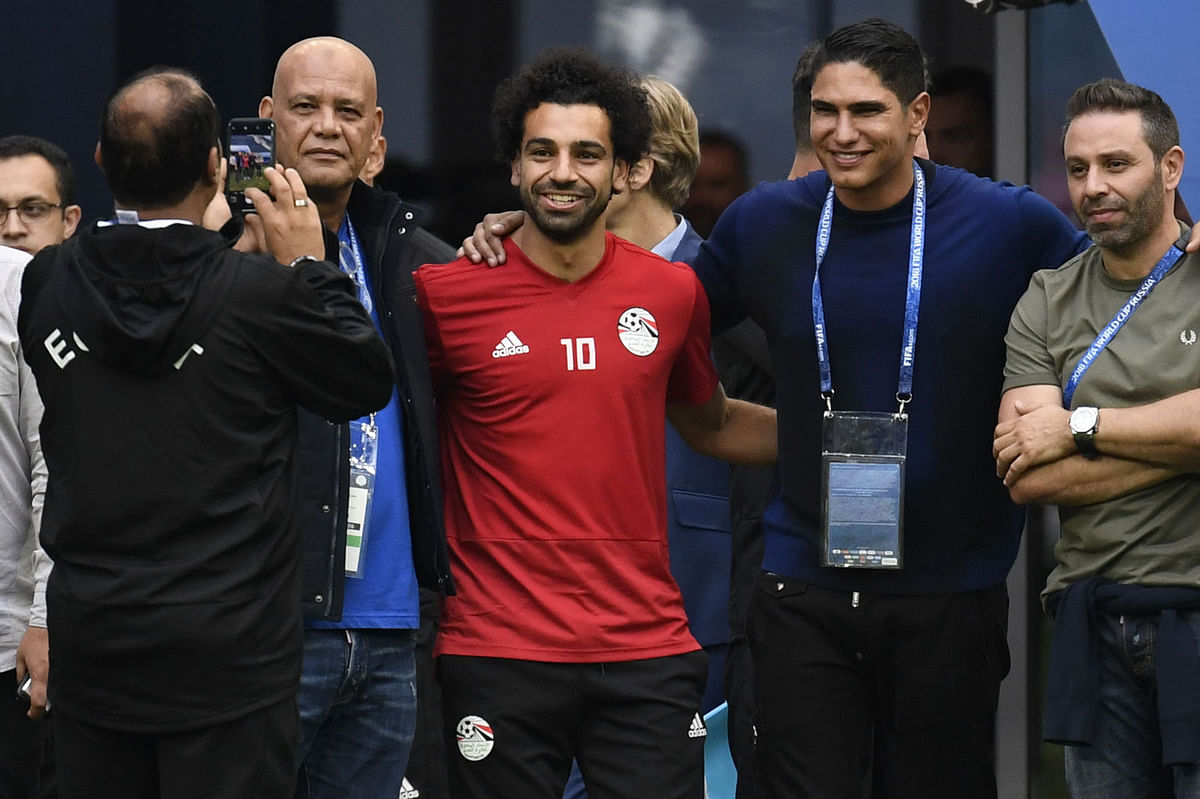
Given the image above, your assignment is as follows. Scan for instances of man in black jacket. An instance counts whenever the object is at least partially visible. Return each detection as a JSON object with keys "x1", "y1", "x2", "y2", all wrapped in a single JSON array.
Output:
[
  {"x1": 18, "y1": 67, "x2": 393, "y2": 799},
  {"x1": 260, "y1": 37, "x2": 454, "y2": 799}
]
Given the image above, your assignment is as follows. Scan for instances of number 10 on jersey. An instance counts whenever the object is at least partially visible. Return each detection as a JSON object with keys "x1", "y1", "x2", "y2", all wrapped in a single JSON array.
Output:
[{"x1": 560, "y1": 337, "x2": 596, "y2": 371}]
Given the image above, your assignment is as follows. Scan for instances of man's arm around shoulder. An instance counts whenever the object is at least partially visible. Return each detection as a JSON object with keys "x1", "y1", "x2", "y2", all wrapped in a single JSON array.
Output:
[{"x1": 668, "y1": 383, "x2": 776, "y2": 466}]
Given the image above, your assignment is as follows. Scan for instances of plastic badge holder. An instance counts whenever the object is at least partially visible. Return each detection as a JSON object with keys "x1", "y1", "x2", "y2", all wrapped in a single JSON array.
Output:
[{"x1": 821, "y1": 410, "x2": 907, "y2": 569}]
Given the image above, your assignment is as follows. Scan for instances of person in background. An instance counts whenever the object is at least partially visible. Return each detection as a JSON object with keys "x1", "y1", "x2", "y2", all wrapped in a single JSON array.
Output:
[
  {"x1": 0, "y1": 133, "x2": 82, "y2": 799},
  {"x1": 682, "y1": 129, "x2": 749, "y2": 238},
  {"x1": 0, "y1": 136, "x2": 81, "y2": 257},
  {"x1": 926, "y1": 66, "x2": 994, "y2": 178}
]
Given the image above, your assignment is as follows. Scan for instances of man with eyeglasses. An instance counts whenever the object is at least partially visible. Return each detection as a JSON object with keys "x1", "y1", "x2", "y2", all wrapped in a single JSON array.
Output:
[
  {"x1": 0, "y1": 136, "x2": 81, "y2": 257},
  {"x1": 0, "y1": 134, "x2": 74, "y2": 799}
]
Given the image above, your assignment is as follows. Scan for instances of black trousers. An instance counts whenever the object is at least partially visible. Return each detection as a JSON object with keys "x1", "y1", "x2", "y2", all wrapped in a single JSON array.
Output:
[
  {"x1": 439, "y1": 652, "x2": 707, "y2": 799},
  {"x1": 53, "y1": 695, "x2": 297, "y2": 799},
  {"x1": 0, "y1": 669, "x2": 45, "y2": 799},
  {"x1": 403, "y1": 588, "x2": 450, "y2": 799},
  {"x1": 748, "y1": 575, "x2": 1010, "y2": 799}
]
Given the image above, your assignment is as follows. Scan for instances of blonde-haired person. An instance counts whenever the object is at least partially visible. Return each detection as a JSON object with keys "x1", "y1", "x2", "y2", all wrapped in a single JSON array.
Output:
[
  {"x1": 637, "y1": 77, "x2": 700, "y2": 209},
  {"x1": 599, "y1": 76, "x2": 699, "y2": 257}
]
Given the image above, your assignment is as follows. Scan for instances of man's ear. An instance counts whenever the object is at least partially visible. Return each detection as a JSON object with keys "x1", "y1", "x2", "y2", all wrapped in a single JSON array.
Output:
[
  {"x1": 1162, "y1": 145, "x2": 1185, "y2": 192},
  {"x1": 205, "y1": 146, "x2": 221, "y2": 188},
  {"x1": 511, "y1": 156, "x2": 522, "y2": 188},
  {"x1": 62, "y1": 205, "x2": 82, "y2": 239},
  {"x1": 612, "y1": 158, "x2": 631, "y2": 194},
  {"x1": 258, "y1": 96, "x2": 274, "y2": 118},
  {"x1": 907, "y1": 91, "x2": 931, "y2": 138},
  {"x1": 626, "y1": 157, "x2": 653, "y2": 192},
  {"x1": 93, "y1": 142, "x2": 103, "y2": 171}
]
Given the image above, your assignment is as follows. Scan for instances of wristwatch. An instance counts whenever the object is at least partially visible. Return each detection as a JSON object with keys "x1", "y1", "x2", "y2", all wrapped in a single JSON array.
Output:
[{"x1": 1069, "y1": 406, "x2": 1100, "y2": 459}]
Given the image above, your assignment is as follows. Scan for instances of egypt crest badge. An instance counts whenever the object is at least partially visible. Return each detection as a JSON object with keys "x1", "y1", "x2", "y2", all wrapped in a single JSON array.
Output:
[{"x1": 617, "y1": 307, "x2": 659, "y2": 356}]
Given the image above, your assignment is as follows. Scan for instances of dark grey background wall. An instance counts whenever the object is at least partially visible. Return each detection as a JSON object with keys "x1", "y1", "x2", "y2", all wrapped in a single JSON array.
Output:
[{"x1": 0, "y1": 0, "x2": 991, "y2": 243}]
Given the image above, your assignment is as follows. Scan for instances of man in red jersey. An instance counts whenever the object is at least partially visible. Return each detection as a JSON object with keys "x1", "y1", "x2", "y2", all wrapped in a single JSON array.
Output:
[{"x1": 414, "y1": 49, "x2": 776, "y2": 799}]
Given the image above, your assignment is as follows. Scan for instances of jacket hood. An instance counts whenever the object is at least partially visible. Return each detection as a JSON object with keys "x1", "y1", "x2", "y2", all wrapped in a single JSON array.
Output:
[{"x1": 55, "y1": 221, "x2": 238, "y2": 376}]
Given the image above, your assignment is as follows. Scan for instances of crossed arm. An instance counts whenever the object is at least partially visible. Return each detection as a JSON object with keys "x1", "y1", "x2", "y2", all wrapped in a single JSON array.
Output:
[{"x1": 993, "y1": 383, "x2": 1200, "y2": 505}]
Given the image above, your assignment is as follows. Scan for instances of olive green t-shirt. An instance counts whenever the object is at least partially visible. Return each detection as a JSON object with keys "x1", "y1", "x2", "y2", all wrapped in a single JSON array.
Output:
[{"x1": 1003, "y1": 227, "x2": 1200, "y2": 598}]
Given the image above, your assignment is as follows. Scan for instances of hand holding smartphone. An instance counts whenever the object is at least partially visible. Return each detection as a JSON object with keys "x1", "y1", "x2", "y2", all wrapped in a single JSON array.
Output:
[{"x1": 225, "y1": 117, "x2": 276, "y2": 214}]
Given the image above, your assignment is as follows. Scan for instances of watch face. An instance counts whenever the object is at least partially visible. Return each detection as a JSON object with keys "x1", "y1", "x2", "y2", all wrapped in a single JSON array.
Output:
[{"x1": 1071, "y1": 406, "x2": 1099, "y2": 434}]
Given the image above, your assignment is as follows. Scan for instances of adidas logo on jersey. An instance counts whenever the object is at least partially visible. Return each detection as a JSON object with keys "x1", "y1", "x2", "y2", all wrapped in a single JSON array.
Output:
[
  {"x1": 398, "y1": 777, "x2": 420, "y2": 799},
  {"x1": 687, "y1": 712, "x2": 708, "y2": 739},
  {"x1": 492, "y1": 331, "x2": 530, "y2": 358}
]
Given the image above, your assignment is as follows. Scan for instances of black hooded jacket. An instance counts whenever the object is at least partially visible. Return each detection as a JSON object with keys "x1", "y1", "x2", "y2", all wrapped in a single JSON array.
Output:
[{"x1": 18, "y1": 219, "x2": 392, "y2": 732}]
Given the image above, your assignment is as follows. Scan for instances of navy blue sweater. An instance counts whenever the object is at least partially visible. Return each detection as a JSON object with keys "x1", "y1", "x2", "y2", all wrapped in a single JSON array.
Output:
[{"x1": 692, "y1": 161, "x2": 1088, "y2": 594}]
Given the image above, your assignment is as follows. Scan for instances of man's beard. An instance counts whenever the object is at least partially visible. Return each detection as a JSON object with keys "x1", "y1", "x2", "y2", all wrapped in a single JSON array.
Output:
[
  {"x1": 520, "y1": 179, "x2": 611, "y2": 244},
  {"x1": 1081, "y1": 167, "x2": 1164, "y2": 254}
]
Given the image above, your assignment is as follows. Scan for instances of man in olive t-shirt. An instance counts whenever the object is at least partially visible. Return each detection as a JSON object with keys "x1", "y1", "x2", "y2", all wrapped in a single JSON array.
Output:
[{"x1": 994, "y1": 79, "x2": 1200, "y2": 797}]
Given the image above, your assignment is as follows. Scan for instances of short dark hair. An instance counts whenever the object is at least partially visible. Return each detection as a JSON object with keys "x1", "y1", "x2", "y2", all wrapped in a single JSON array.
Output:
[
  {"x1": 791, "y1": 42, "x2": 822, "y2": 153},
  {"x1": 99, "y1": 66, "x2": 221, "y2": 208},
  {"x1": 0, "y1": 135, "x2": 76, "y2": 205},
  {"x1": 809, "y1": 18, "x2": 929, "y2": 107},
  {"x1": 1063, "y1": 78, "x2": 1179, "y2": 162},
  {"x1": 491, "y1": 48, "x2": 651, "y2": 167}
]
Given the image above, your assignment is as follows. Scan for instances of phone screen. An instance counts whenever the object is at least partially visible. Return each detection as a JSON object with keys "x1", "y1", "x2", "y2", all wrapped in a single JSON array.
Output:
[{"x1": 226, "y1": 118, "x2": 275, "y2": 212}]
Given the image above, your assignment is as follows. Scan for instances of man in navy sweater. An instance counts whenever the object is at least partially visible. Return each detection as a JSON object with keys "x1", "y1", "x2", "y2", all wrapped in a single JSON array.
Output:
[{"x1": 691, "y1": 19, "x2": 1088, "y2": 799}]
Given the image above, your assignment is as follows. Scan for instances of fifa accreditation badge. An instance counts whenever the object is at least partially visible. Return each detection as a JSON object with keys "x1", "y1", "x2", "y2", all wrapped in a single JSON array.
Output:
[
  {"x1": 618, "y1": 307, "x2": 659, "y2": 356},
  {"x1": 820, "y1": 410, "x2": 907, "y2": 570}
]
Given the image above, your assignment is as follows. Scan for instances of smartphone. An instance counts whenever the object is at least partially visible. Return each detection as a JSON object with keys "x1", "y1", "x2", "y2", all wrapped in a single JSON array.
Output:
[
  {"x1": 225, "y1": 117, "x2": 276, "y2": 214},
  {"x1": 16, "y1": 673, "x2": 31, "y2": 709}
]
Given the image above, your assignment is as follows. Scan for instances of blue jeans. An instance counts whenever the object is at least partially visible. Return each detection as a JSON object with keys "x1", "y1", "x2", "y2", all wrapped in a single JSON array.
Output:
[
  {"x1": 1064, "y1": 612, "x2": 1200, "y2": 798},
  {"x1": 295, "y1": 628, "x2": 417, "y2": 799}
]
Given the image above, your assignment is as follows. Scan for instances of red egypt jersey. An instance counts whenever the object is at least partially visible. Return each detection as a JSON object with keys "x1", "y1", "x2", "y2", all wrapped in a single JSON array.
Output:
[{"x1": 415, "y1": 233, "x2": 719, "y2": 662}]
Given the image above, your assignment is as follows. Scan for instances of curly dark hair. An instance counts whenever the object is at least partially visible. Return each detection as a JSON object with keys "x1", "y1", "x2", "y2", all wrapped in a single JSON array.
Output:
[{"x1": 491, "y1": 48, "x2": 650, "y2": 167}]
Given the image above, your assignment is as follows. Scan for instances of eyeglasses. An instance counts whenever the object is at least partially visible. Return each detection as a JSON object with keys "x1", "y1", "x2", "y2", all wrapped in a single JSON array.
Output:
[{"x1": 0, "y1": 202, "x2": 64, "y2": 225}]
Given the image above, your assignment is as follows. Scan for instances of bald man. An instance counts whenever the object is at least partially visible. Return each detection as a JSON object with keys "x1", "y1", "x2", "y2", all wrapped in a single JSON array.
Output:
[
  {"x1": 260, "y1": 37, "x2": 454, "y2": 799},
  {"x1": 19, "y1": 67, "x2": 392, "y2": 799}
]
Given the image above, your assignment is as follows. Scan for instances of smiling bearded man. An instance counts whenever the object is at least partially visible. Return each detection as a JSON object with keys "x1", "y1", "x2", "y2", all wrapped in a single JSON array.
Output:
[{"x1": 414, "y1": 48, "x2": 776, "y2": 799}]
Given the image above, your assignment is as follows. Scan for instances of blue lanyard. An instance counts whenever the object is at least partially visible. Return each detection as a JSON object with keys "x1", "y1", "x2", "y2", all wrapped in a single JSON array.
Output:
[
  {"x1": 338, "y1": 217, "x2": 374, "y2": 316},
  {"x1": 1062, "y1": 241, "x2": 1185, "y2": 408},
  {"x1": 812, "y1": 161, "x2": 926, "y2": 414}
]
